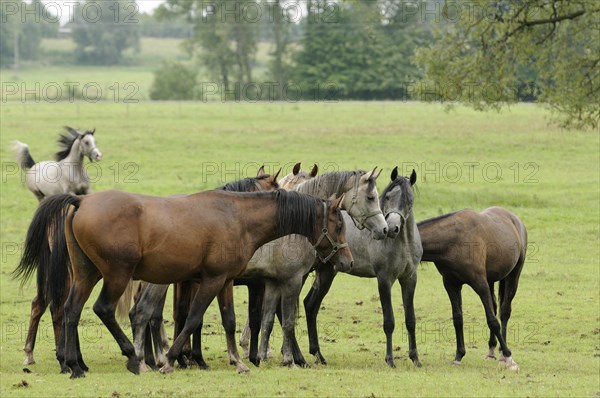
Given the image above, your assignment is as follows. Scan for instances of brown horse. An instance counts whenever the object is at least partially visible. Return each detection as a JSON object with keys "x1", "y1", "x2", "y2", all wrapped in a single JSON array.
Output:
[
  {"x1": 20, "y1": 188, "x2": 352, "y2": 378},
  {"x1": 13, "y1": 168, "x2": 280, "y2": 373},
  {"x1": 417, "y1": 207, "x2": 527, "y2": 371}
]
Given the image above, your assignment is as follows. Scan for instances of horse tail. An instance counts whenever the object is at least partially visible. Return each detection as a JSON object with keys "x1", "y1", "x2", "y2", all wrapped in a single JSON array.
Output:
[
  {"x1": 13, "y1": 194, "x2": 81, "y2": 306},
  {"x1": 11, "y1": 141, "x2": 36, "y2": 170},
  {"x1": 116, "y1": 280, "x2": 140, "y2": 323}
]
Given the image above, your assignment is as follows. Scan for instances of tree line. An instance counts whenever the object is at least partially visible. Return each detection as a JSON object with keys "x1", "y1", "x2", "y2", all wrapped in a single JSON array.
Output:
[{"x1": 1, "y1": 0, "x2": 597, "y2": 129}]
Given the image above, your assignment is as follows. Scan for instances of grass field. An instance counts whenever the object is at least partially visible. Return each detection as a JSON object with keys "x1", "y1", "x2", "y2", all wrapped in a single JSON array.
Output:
[{"x1": 0, "y1": 101, "x2": 598, "y2": 397}]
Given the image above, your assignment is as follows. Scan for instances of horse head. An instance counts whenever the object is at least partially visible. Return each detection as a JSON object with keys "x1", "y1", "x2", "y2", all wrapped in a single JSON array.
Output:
[
  {"x1": 278, "y1": 162, "x2": 318, "y2": 190},
  {"x1": 79, "y1": 128, "x2": 102, "y2": 161},
  {"x1": 381, "y1": 167, "x2": 417, "y2": 239},
  {"x1": 341, "y1": 167, "x2": 388, "y2": 240}
]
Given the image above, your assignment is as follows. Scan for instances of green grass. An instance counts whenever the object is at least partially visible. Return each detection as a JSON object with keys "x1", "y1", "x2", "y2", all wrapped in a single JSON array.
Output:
[{"x1": 0, "y1": 102, "x2": 599, "y2": 397}]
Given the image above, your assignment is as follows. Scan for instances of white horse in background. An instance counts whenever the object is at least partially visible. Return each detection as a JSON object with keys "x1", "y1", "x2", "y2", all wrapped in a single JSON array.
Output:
[{"x1": 12, "y1": 126, "x2": 102, "y2": 201}]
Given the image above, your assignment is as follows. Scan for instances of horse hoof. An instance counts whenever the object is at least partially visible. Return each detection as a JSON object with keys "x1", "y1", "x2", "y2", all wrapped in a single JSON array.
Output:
[
  {"x1": 126, "y1": 359, "x2": 140, "y2": 375},
  {"x1": 412, "y1": 359, "x2": 422, "y2": 368},
  {"x1": 69, "y1": 370, "x2": 85, "y2": 379},
  {"x1": 452, "y1": 360, "x2": 462, "y2": 366},
  {"x1": 386, "y1": 360, "x2": 397, "y2": 369},
  {"x1": 139, "y1": 362, "x2": 150, "y2": 373},
  {"x1": 159, "y1": 364, "x2": 174, "y2": 374},
  {"x1": 296, "y1": 360, "x2": 310, "y2": 369},
  {"x1": 79, "y1": 362, "x2": 90, "y2": 372},
  {"x1": 499, "y1": 356, "x2": 519, "y2": 372},
  {"x1": 314, "y1": 353, "x2": 327, "y2": 365},
  {"x1": 236, "y1": 361, "x2": 250, "y2": 374},
  {"x1": 23, "y1": 357, "x2": 35, "y2": 366}
]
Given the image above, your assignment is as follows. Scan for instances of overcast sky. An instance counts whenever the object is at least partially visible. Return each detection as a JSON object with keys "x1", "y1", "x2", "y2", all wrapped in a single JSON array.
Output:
[{"x1": 39, "y1": 0, "x2": 165, "y2": 24}]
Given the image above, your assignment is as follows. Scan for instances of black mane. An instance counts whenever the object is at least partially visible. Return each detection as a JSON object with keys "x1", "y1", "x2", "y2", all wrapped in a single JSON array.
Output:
[
  {"x1": 54, "y1": 127, "x2": 92, "y2": 161},
  {"x1": 275, "y1": 190, "x2": 320, "y2": 238},
  {"x1": 417, "y1": 211, "x2": 459, "y2": 227},
  {"x1": 217, "y1": 175, "x2": 271, "y2": 192}
]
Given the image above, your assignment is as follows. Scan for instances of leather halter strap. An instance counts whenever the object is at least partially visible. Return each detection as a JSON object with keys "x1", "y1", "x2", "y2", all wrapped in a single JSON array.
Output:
[
  {"x1": 314, "y1": 201, "x2": 349, "y2": 263},
  {"x1": 345, "y1": 174, "x2": 383, "y2": 231}
]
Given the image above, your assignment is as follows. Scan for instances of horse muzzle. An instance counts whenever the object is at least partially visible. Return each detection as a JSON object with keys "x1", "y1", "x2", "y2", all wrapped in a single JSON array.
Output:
[{"x1": 334, "y1": 259, "x2": 354, "y2": 273}]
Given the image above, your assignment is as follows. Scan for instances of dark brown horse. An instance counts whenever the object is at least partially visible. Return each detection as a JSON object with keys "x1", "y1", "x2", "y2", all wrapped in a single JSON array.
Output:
[
  {"x1": 417, "y1": 207, "x2": 527, "y2": 371},
  {"x1": 13, "y1": 168, "x2": 280, "y2": 373},
  {"x1": 19, "y1": 188, "x2": 353, "y2": 378}
]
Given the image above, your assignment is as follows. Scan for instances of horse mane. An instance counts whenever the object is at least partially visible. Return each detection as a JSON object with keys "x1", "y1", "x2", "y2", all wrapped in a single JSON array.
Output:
[
  {"x1": 380, "y1": 175, "x2": 413, "y2": 209},
  {"x1": 217, "y1": 175, "x2": 270, "y2": 192},
  {"x1": 417, "y1": 211, "x2": 459, "y2": 227},
  {"x1": 275, "y1": 190, "x2": 320, "y2": 238},
  {"x1": 296, "y1": 170, "x2": 367, "y2": 198},
  {"x1": 54, "y1": 126, "x2": 93, "y2": 161}
]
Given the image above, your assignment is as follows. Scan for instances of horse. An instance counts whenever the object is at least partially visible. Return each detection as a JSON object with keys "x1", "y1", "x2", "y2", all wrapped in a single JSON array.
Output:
[
  {"x1": 301, "y1": 167, "x2": 422, "y2": 368},
  {"x1": 417, "y1": 207, "x2": 526, "y2": 371},
  {"x1": 12, "y1": 126, "x2": 102, "y2": 201},
  {"x1": 244, "y1": 168, "x2": 389, "y2": 367},
  {"x1": 130, "y1": 166, "x2": 282, "y2": 371},
  {"x1": 16, "y1": 188, "x2": 353, "y2": 378},
  {"x1": 10, "y1": 126, "x2": 102, "y2": 369},
  {"x1": 131, "y1": 168, "x2": 389, "y2": 369}
]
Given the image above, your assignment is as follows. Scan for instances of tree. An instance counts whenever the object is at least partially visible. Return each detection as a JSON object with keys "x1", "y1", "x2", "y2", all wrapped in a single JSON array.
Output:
[
  {"x1": 415, "y1": 0, "x2": 600, "y2": 130},
  {"x1": 71, "y1": 0, "x2": 141, "y2": 65},
  {"x1": 0, "y1": 0, "x2": 55, "y2": 66},
  {"x1": 158, "y1": 0, "x2": 259, "y2": 94},
  {"x1": 292, "y1": 0, "x2": 432, "y2": 99},
  {"x1": 149, "y1": 60, "x2": 198, "y2": 100}
]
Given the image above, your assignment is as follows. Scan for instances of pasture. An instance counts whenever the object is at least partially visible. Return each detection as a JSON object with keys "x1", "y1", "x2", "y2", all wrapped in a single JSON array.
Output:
[{"x1": 0, "y1": 101, "x2": 598, "y2": 397}]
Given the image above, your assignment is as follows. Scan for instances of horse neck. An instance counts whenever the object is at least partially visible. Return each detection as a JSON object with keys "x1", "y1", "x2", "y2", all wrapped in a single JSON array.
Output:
[
  {"x1": 62, "y1": 139, "x2": 84, "y2": 165},
  {"x1": 245, "y1": 192, "x2": 320, "y2": 250}
]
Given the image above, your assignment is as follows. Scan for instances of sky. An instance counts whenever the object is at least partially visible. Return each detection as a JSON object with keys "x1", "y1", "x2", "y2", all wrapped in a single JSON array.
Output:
[{"x1": 38, "y1": 0, "x2": 165, "y2": 24}]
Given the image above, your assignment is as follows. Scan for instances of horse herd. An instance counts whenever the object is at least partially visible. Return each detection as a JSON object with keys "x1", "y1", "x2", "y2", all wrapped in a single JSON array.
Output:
[{"x1": 11, "y1": 127, "x2": 527, "y2": 379}]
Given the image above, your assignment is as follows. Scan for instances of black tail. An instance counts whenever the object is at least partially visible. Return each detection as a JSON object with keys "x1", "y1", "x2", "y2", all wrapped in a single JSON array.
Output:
[
  {"x1": 13, "y1": 194, "x2": 81, "y2": 305},
  {"x1": 11, "y1": 141, "x2": 36, "y2": 169}
]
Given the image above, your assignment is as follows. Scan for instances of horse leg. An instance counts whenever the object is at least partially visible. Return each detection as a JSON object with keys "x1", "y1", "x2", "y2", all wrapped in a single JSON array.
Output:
[
  {"x1": 160, "y1": 277, "x2": 224, "y2": 374},
  {"x1": 258, "y1": 281, "x2": 279, "y2": 363},
  {"x1": 486, "y1": 281, "x2": 499, "y2": 360},
  {"x1": 279, "y1": 277, "x2": 307, "y2": 368},
  {"x1": 377, "y1": 276, "x2": 396, "y2": 368},
  {"x1": 63, "y1": 275, "x2": 98, "y2": 378},
  {"x1": 130, "y1": 283, "x2": 168, "y2": 372},
  {"x1": 442, "y1": 276, "x2": 465, "y2": 365},
  {"x1": 23, "y1": 295, "x2": 46, "y2": 366},
  {"x1": 276, "y1": 305, "x2": 306, "y2": 367},
  {"x1": 150, "y1": 292, "x2": 170, "y2": 368},
  {"x1": 247, "y1": 280, "x2": 265, "y2": 367},
  {"x1": 92, "y1": 276, "x2": 141, "y2": 375},
  {"x1": 303, "y1": 263, "x2": 337, "y2": 365},
  {"x1": 190, "y1": 322, "x2": 208, "y2": 369},
  {"x1": 173, "y1": 281, "x2": 192, "y2": 367},
  {"x1": 498, "y1": 255, "x2": 525, "y2": 370},
  {"x1": 400, "y1": 274, "x2": 421, "y2": 367},
  {"x1": 240, "y1": 318, "x2": 251, "y2": 359},
  {"x1": 472, "y1": 281, "x2": 518, "y2": 371},
  {"x1": 217, "y1": 281, "x2": 249, "y2": 373}
]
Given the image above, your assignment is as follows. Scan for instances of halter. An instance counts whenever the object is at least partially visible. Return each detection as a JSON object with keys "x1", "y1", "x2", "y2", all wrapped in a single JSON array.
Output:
[
  {"x1": 344, "y1": 173, "x2": 383, "y2": 231},
  {"x1": 313, "y1": 201, "x2": 349, "y2": 263},
  {"x1": 79, "y1": 134, "x2": 100, "y2": 160},
  {"x1": 384, "y1": 209, "x2": 406, "y2": 227}
]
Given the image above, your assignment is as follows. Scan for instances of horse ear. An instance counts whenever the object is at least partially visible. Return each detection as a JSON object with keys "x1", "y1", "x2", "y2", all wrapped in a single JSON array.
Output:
[
  {"x1": 328, "y1": 193, "x2": 342, "y2": 209},
  {"x1": 410, "y1": 169, "x2": 417, "y2": 186},
  {"x1": 272, "y1": 168, "x2": 282, "y2": 182},
  {"x1": 310, "y1": 164, "x2": 318, "y2": 177},
  {"x1": 373, "y1": 168, "x2": 383, "y2": 180},
  {"x1": 257, "y1": 165, "x2": 266, "y2": 177},
  {"x1": 292, "y1": 162, "x2": 301, "y2": 176},
  {"x1": 391, "y1": 166, "x2": 398, "y2": 181},
  {"x1": 367, "y1": 166, "x2": 378, "y2": 180},
  {"x1": 90, "y1": 128, "x2": 96, "y2": 135}
]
